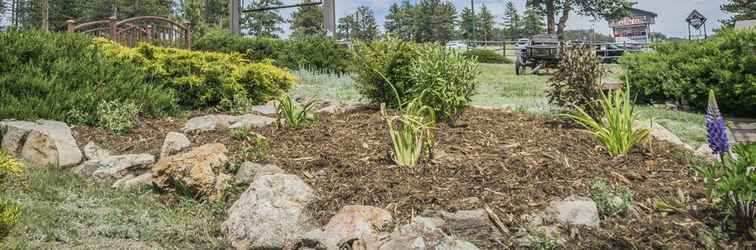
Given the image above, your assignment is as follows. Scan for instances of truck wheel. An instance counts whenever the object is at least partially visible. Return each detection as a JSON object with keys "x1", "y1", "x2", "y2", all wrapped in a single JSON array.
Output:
[{"x1": 515, "y1": 60, "x2": 525, "y2": 75}]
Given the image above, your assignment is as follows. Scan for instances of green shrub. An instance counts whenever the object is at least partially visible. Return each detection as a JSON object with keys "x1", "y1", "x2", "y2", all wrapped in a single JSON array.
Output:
[
  {"x1": 194, "y1": 29, "x2": 351, "y2": 74},
  {"x1": 409, "y1": 46, "x2": 480, "y2": 121},
  {"x1": 462, "y1": 49, "x2": 512, "y2": 64},
  {"x1": 352, "y1": 38, "x2": 419, "y2": 108},
  {"x1": 96, "y1": 100, "x2": 141, "y2": 133},
  {"x1": 590, "y1": 180, "x2": 634, "y2": 218},
  {"x1": 97, "y1": 39, "x2": 296, "y2": 108},
  {"x1": 621, "y1": 29, "x2": 756, "y2": 115},
  {"x1": 0, "y1": 31, "x2": 179, "y2": 123},
  {"x1": 567, "y1": 84, "x2": 650, "y2": 157},
  {"x1": 549, "y1": 44, "x2": 607, "y2": 114}
]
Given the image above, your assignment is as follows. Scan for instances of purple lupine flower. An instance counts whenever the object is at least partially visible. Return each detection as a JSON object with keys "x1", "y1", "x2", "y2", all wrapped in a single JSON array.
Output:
[{"x1": 706, "y1": 90, "x2": 730, "y2": 159}]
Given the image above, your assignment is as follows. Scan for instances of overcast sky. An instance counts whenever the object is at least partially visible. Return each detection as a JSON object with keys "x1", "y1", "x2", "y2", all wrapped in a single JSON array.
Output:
[{"x1": 268, "y1": 0, "x2": 729, "y2": 38}]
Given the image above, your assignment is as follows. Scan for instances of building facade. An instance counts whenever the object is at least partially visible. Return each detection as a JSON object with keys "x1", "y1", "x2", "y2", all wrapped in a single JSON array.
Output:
[{"x1": 609, "y1": 8, "x2": 658, "y2": 44}]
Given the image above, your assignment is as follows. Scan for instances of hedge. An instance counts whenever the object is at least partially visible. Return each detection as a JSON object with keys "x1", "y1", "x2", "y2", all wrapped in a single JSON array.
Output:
[
  {"x1": 194, "y1": 29, "x2": 351, "y2": 75},
  {"x1": 621, "y1": 29, "x2": 755, "y2": 115},
  {"x1": 462, "y1": 49, "x2": 512, "y2": 64}
]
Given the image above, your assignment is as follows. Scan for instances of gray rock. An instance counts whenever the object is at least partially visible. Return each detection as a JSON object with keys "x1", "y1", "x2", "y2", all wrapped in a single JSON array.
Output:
[
  {"x1": 316, "y1": 104, "x2": 345, "y2": 115},
  {"x1": 113, "y1": 172, "x2": 153, "y2": 189},
  {"x1": 83, "y1": 141, "x2": 111, "y2": 161},
  {"x1": 379, "y1": 217, "x2": 479, "y2": 250},
  {"x1": 633, "y1": 121, "x2": 692, "y2": 150},
  {"x1": 301, "y1": 205, "x2": 393, "y2": 249},
  {"x1": 249, "y1": 104, "x2": 278, "y2": 116},
  {"x1": 545, "y1": 196, "x2": 600, "y2": 227},
  {"x1": 1, "y1": 120, "x2": 82, "y2": 167},
  {"x1": 229, "y1": 114, "x2": 275, "y2": 129},
  {"x1": 438, "y1": 209, "x2": 500, "y2": 239},
  {"x1": 182, "y1": 115, "x2": 238, "y2": 133},
  {"x1": 234, "y1": 162, "x2": 285, "y2": 185},
  {"x1": 89, "y1": 154, "x2": 156, "y2": 181},
  {"x1": 160, "y1": 132, "x2": 191, "y2": 158},
  {"x1": 223, "y1": 174, "x2": 317, "y2": 249}
]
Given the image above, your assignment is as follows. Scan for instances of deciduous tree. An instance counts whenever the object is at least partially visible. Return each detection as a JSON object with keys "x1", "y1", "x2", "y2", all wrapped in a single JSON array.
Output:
[{"x1": 527, "y1": 0, "x2": 632, "y2": 35}]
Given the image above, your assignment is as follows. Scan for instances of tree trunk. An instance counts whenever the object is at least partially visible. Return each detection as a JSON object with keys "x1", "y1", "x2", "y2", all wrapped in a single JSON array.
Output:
[
  {"x1": 41, "y1": 0, "x2": 48, "y2": 31},
  {"x1": 556, "y1": 0, "x2": 572, "y2": 36},
  {"x1": 545, "y1": 0, "x2": 556, "y2": 34}
]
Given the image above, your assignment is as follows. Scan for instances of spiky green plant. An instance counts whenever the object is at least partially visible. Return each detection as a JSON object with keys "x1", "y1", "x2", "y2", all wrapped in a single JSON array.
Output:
[
  {"x1": 381, "y1": 98, "x2": 435, "y2": 167},
  {"x1": 275, "y1": 94, "x2": 317, "y2": 129},
  {"x1": 567, "y1": 82, "x2": 649, "y2": 157}
]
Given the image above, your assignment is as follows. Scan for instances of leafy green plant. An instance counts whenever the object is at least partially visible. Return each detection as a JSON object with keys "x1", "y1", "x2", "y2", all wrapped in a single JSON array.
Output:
[
  {"x1": 409, "y1": 45, "x2": 480, "y2": 122},
  {"x1": 462, "y1": 49, "x2": 512, "y2": 64},
  {"x1": 381, "y1": 100, "x2": 436, "y2": 167},
  {"x1": 621, "y1": 29, "x2": 756, "y2": 115},
  {"x1": 238, "y1": 134, "x2": 270, "y2": 162},
  {"x1": 0, "y1": 197, "x2": 22, "y2": 240},
  {"x1": 276, "y1": 95, "x2": 317, "y2": 129},
  {"x1": 566, "y1": 83, "x2": 649, "y2": 157},
  {"x1": 352, "y1": 38, "x2": 420, "y2": 108},
  {"x1": 96, "y1": 100, "x2": 141, "y2": 134},
  {"x1": 0, "y1": 151, "x2": 24, "y2": 179},
  {"x1": 549, "y1": 44, "x2": 607, "y2": 115},
  {"x1": 590, "y1": 180, "x2": 634, "y2": 218}
]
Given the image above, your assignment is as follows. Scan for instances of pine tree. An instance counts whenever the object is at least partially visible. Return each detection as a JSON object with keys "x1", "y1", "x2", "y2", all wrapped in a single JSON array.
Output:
[
  {"x1": 522, "y1": 6, "x2": 545, "y2": 37},
  {"x1": 720, "y1": 0, "x2": 756, "y2": 26},
  {"x1": 460, "y1": 7, "x2": 475, "y2": 40},
  {"x1": 415, "y1": 0, "x2": 456, "y2": 43},
  {"x1": 477, "y1": 4, "x2": 495, "y2": 41},
  {"x1": 503, "y1": 1, "x2": 522, "y2": 40},
  {"x1": 336, "y1": 15, "x2": 355, "y2": 40},
  {"x1": 353, "y1": 6, "x2": 378, "y2": 41},
  {"x1": 241, "y1": 0, "x2": 284, "y2": 38},
  {"x1": 290, "y1": 0, "x2": 323, "y2": 37}
]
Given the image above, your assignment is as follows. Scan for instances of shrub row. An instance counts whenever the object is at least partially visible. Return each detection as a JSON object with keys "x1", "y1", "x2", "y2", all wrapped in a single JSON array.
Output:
[
  {"x1": 0, "y1": 31, "x2": 178, "y2": 124},
  {"x1": 621, "y1": 29, "x2": 756, "y2": 115},
  {"x1": 353, "y1": 39, "x2": 480, "y2": 121},
  {"x1": 194, "y1": 29, "x2": 351, "y2": 75},
  {"x1": 0, "y1": 31, "x2": 295, "y2": 125},
  {"x1": 97, "y1": 38, "x2": 296, "y2": 109},
  {"x1": 462, "y1": 49, "x2": 512, "y2": 64}
]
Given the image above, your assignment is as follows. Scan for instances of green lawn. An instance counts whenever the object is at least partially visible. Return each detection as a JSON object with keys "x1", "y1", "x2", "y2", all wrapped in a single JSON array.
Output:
[
  {"x1": 290, "y1": 63, "x2": 707, "y2": 147},
  {"x1": 1, "y1": 168, "x2": 227, "y2": 249}
]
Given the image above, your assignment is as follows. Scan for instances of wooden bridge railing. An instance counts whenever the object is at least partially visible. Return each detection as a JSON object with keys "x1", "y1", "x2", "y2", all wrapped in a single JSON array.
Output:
[{"x1": 67, "y1": 16, "x2": 192, "y2": 50}]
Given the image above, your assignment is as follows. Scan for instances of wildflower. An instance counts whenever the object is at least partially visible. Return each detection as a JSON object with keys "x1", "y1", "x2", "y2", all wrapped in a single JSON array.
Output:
[{"x1": 706, "y1": 90, "x2": 730, "y2": 160}]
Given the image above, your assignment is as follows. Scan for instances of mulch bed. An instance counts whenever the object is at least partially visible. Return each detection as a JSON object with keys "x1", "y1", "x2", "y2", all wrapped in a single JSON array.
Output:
[{"x1": 73, "y1": 108, "x2": 723, "y2": 249}]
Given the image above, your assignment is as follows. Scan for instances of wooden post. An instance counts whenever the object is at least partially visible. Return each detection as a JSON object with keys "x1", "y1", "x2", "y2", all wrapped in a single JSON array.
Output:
[
  {"x1": 502, "y1": 42, "x2": 506, "y2": 57},
  {"x1": 184, "y1": 21, "x2": 193, "y2": 50},
  {"x1": 109, "y1": 16, "x2": 119, "y2": 42},
  {"x1": 145, "y1": 25, "x2": 153, "y2": 43},
  {"x1": 66, "y1": 20, "x2": 76, "y2": 32}
]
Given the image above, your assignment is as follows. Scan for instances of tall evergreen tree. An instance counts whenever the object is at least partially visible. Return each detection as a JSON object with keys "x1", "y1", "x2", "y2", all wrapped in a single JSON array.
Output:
[
  {"x1": 477, "y1": 4, "x2": 495, "y2": 41},
  {"x1": 503, "y1": 1, "x2": 522, "y2": 40},
  {"x1": 241, "y1": 0, "x2": 284, "y2": 38},
  {"x1": 459, "y1": 7, "x2": 475, "y2": 40},
  {"x1": 352, "y1": 6, "x2": 378, "y2": 41},
  {"x1": 720, "y1": 0, "x2": 756, "y2": 26},
  {"x1": 522, "y1": 6, "x2": 545, "y2": 37},
  {"x1": 336, "y1": 14, "x2": 355, "y2": 40},
  {"x1": 290, "y1": 0, "x2": 323, "y2": 37},
  {"x1": 415, "y1": 0, "x2": 456, "y2": 43}
]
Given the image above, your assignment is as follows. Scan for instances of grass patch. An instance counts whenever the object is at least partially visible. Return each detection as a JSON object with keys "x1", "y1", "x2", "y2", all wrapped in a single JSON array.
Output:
[
  {"x1": 636, "y1": 107, "x2": 707, "y2": 148},
  {"x1": 0, "y1": 167, "x2": 227, "y2": 249},
  {"x1": 289, "y1": 70, "x2": 363, "y2": 104}
]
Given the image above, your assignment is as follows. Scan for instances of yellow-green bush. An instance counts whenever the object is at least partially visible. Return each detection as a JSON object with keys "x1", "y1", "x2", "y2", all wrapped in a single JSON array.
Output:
[
  {"x1": 0, "y1": 151, "x2": 23, "y2": 240},
  {"x1": 96, "y1": 38, "x2": 296, "y2": 108}
]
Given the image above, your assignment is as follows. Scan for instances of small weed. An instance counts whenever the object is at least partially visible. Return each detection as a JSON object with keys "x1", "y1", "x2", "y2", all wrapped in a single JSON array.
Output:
[
  {"x1": 230, "y1": 127, "x2": 254, "y2": 141},
  {"x1": 654, "y1": 189, "x2": 692, "y2": 216},
  {"x1": 96, "y1": 100, "x2": 141, "y2": 134},
  {"x1": 238, "y1": 134, "x2": 270, "y2": 162},
  {"x1": 528, "y1": 231, "x2": 557, "y2": 250},
  {"x1": 590, "y1": 180, "x2": 634, "y2": 218},
  {"x1": 64, "y1": 108, "x2": 90, "y2": 125}
]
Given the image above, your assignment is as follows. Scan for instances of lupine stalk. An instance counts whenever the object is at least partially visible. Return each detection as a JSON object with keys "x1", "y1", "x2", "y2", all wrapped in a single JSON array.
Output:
[{"x1": 706, "y1": 90, "x2": 730, "y2": 161}]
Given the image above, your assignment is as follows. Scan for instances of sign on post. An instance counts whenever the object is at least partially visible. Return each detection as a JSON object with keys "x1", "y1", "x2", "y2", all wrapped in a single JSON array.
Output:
[{"x1": 686, "y1": 10, "x2": 708, "y2": 40}]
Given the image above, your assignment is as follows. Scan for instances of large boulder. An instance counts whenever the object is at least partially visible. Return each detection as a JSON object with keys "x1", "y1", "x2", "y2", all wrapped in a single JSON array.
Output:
[
  {"x1": 160, "y1": 132, "x2": 191, "y2": 158},
  {"x1": 378, "y1": 217, "x2": 479, "y2": 250},
  {"x1": 234, "y1": 162, "x2": 285, "y2": 185},
  {"x1": 182, "y1": 115, "x2": 238, "y2": 133},
  {"x1": 223, "y1": 174, "x2": 317, "y2": 249},
  {"x1": 300, "y1": 205, "x2": 393, "y2": 249},
  {"x1": 545, "y1": 196, "x2": 600, "y2": 227},
  {"x1": 633, "y1": 121, "x2": 692, "y2": 150},
  {"x1": 82, "y1": 154, "x2": 156, "y2": 181},
  {"x1": 152, "y1": 143, "x2": 231, "y2": 201},
  {"x1": 229, "y1": 114, "x2": 275, "y2": 129},
  {"x1": 1, "y1": 120, "x2": 82, "y2": 167}
]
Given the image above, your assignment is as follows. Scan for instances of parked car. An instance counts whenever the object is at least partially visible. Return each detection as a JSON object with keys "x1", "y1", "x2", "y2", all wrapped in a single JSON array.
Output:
[
  {"x1": 516, "y1": 38, "x2": 530, "y2": 49},
  {"x1": 446, "y1": 41, "x2": 468, "y2": 49},
  {"x1": 594, "y1": 43, "x2": 625, "y2": 63}
]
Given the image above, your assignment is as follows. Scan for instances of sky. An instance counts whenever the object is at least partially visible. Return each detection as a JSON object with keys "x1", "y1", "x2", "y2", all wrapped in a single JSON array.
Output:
[{"x1": 267, "y1": 0, "x2": 730, "y2": 38}]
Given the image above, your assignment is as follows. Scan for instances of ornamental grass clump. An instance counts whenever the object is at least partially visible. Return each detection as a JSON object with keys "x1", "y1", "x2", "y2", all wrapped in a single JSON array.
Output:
[
  {"x1": 381, "y1": 99, "x2": 436, "y2": 167},
  {"x1": 567, "y1": 82, "x2": 649, "y2": 157},
  {"x1": 275, "y1": 94, "x2": 317, "y2": 129}
]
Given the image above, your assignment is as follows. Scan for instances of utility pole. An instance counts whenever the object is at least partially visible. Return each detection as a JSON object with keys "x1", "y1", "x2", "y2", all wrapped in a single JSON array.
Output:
[
  {"x1": 41, "y1": 0, "x2": 49, "y2": 31},
  {"x1": 113, "y1": 0, "x2": 118, "y2": 17},
  {"x1": 471, "y1": 0, "x2": 476, "y2": 42},
  {"x1": 229, "y1": 0, "x2": 240, "y2": 36}
]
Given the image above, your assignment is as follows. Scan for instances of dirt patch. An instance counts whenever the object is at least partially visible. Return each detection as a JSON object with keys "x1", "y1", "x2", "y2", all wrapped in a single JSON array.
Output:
[{"x1": 74, "y1": 108, "x2": 717, "y2": 249}]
